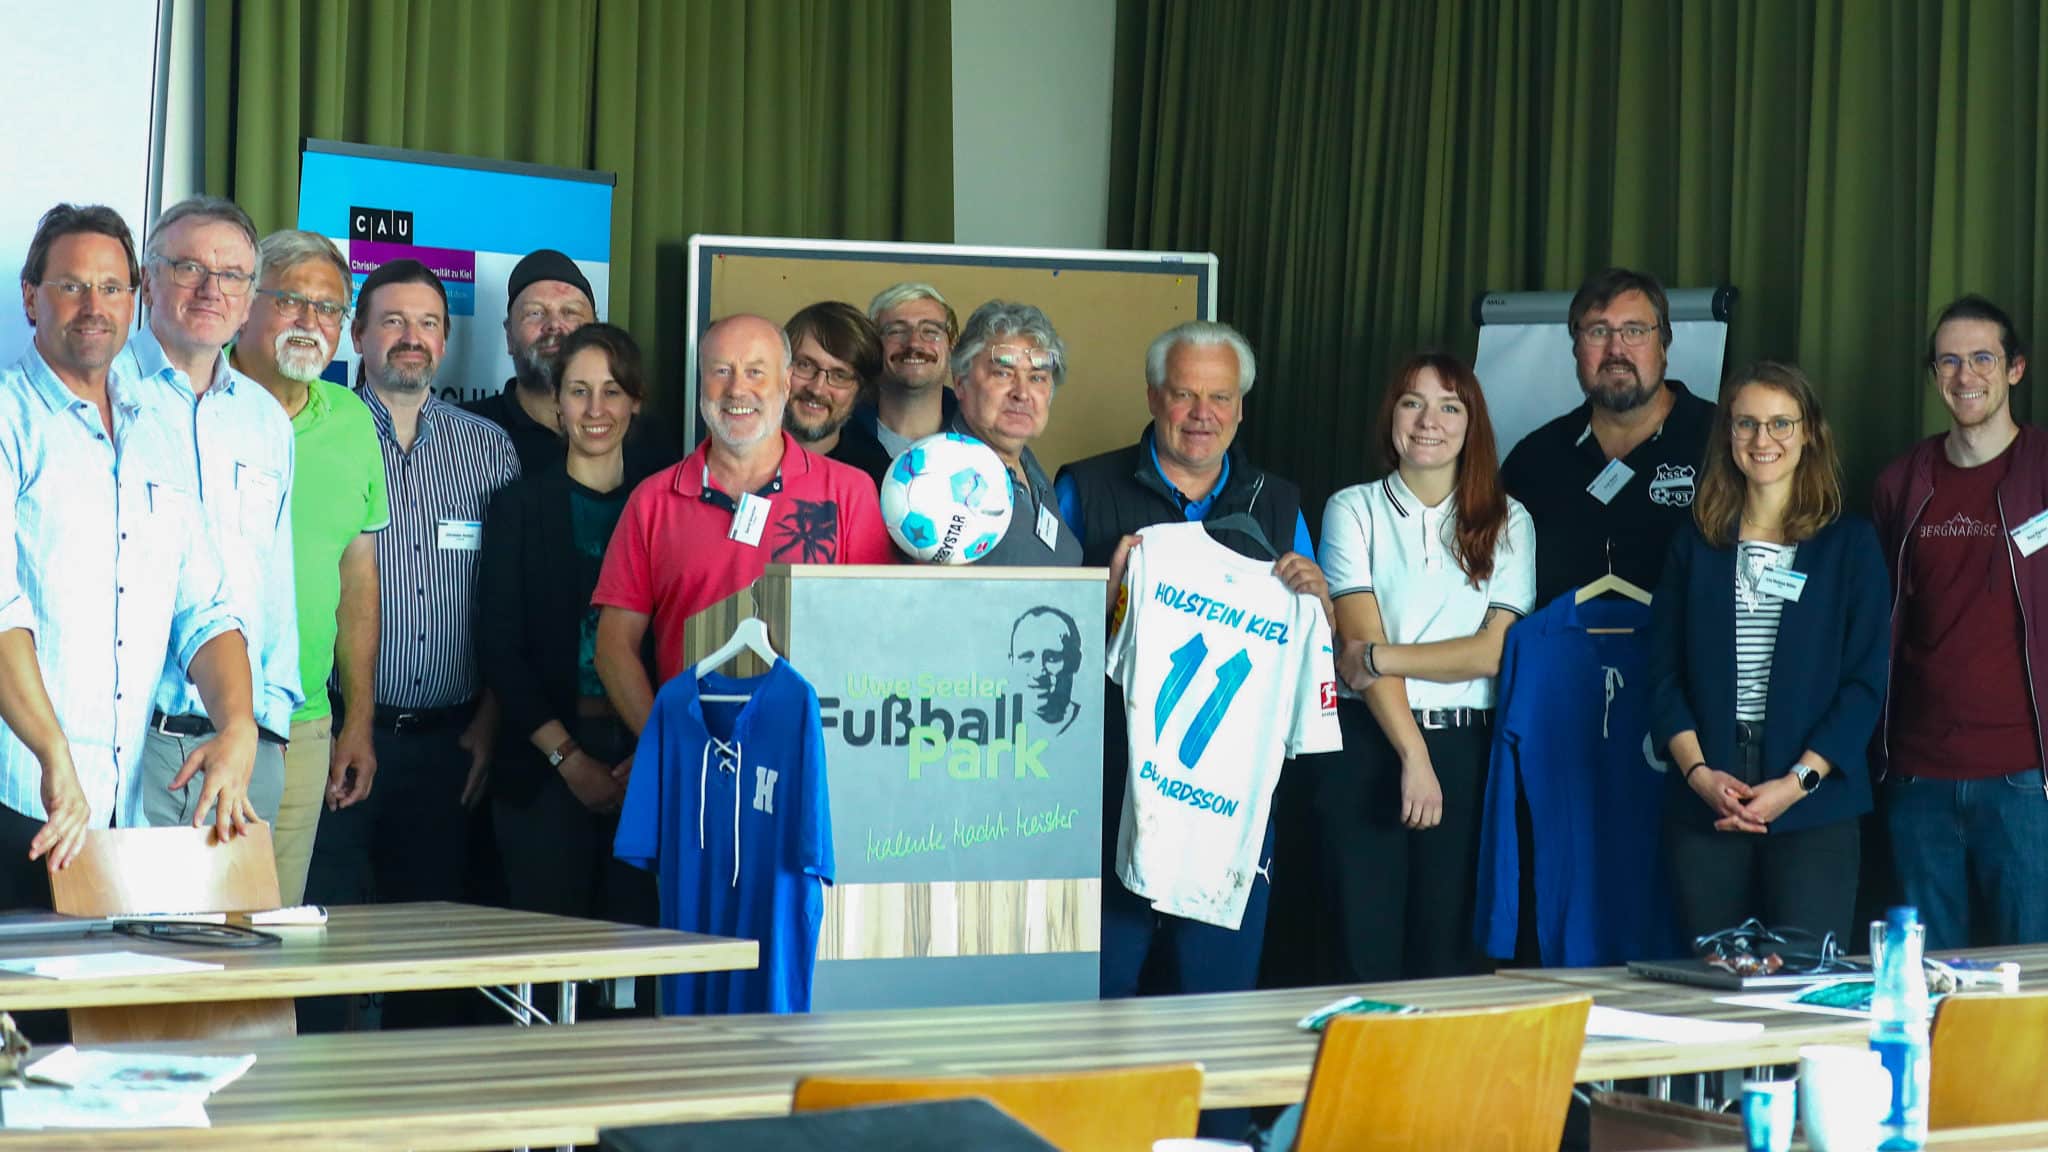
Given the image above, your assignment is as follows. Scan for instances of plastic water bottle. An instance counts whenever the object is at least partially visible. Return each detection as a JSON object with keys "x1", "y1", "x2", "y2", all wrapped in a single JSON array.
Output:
[{"x1": 1870, "y1": 905, "x2": 1929, "y2": 1149}]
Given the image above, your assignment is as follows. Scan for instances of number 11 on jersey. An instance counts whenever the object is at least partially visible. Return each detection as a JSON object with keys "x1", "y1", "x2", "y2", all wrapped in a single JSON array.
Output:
[{"x1": 1154, "y1": 634, "x2": 1254, "y2": 770}]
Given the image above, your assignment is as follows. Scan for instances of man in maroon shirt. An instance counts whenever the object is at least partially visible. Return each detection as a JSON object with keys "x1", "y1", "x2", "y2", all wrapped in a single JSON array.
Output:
[{"x1": 1872, "y1": 295, "x2": 2048, "y2": 950}]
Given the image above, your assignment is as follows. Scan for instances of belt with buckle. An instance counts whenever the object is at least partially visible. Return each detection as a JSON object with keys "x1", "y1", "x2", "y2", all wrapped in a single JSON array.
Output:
[
  {"x1": 372, "y1": 701, "x2": 476, "y2": 733},
  {"x1": 1412, "y1": 707, "x2": 1493, "y2": 730},
  {"x1": 1735, "y1": 719, "x2": 1763, "y2": 746},
  {"x1": 149, "y1": 711, "x2": 289, "y2": 747}
]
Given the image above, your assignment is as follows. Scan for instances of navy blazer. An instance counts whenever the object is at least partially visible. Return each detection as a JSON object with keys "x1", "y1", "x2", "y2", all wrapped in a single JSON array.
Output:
[{"x1": 1648, "y1": 514, "x2": 1890, "y2": 834}]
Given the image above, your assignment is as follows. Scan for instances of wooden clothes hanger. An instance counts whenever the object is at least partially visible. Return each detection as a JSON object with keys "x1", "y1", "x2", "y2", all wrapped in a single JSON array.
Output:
[
  {"x1": 696, "y1": 617, "x2": 778, "y2": 703},
  {"x1": 1575, "y1": 539, "x2": 1649, "y2": 633}
]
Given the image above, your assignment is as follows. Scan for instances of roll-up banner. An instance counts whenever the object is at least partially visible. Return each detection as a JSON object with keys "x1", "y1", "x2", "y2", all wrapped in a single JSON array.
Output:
[
  {"x1": 295, "y1": 139, "x2": 615, "y2": 404},
  {"x1": 1472, "y1": 286, "x2": 1737, "y2": 456}
]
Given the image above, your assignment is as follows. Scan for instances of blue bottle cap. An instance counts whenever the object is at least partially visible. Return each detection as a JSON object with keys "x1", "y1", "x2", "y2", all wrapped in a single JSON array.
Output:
[{"x1": 1886, "y1": 905, "x2": 1920, "y2": 928}]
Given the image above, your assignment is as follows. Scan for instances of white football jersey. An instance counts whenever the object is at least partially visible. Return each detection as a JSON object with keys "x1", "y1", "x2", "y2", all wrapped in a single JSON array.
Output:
[{"x1": 1108, "y1": 521, "x2": 1342, "y2": 929}]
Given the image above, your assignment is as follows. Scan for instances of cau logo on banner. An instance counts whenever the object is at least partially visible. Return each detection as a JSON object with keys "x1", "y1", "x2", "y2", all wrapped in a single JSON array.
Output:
[{"x1": 349, "y1": 206, "x2": 413, "y2": 243}]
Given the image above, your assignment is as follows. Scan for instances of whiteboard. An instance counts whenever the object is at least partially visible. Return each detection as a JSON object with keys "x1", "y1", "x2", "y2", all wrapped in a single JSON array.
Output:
[
  {"x1": 1473, "y1": 287, "x2": 1735, "y2": 456},
  {"x1": 0, "y1": 0, "x2": 168, "y2": 366}
]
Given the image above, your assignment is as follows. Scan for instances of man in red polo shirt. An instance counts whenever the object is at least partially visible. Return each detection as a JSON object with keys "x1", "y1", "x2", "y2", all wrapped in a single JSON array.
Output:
[{"x1": 592, "y1": 314, "x2": 895, "y2": 732}]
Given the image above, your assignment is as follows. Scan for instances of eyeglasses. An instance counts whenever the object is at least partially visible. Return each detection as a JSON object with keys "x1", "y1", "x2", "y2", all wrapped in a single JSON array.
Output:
[
  {"x1": 880, "y1": 321, "x2": 950, "y2": 344},
  {"x1": 1932, "y1": 351, "x2": 2005, "y2": 378},
  {"x1": 40, "y1": 278, "x2": 136, "y2": 300},
  {"x1": 254, "y1": 288, "x2": 351, "y2": 323},
  {"x1": 1575, "y1": 322, "x2": 1659, "y2": 347},
  {"x1": 155, "y1": 258, "x2": 256, "y2": 297},
  {"x1": 790, "y1": 355, "x2": 860, "y2": 388},
  {"x1": 1731, "y1": 416, "x2": 1804, "y2": 442}
]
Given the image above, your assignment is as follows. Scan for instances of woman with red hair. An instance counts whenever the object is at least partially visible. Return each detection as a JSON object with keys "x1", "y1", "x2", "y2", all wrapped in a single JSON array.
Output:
[{"x1": 1314, "y1": 350, "x2": 1535, "y2": 980}]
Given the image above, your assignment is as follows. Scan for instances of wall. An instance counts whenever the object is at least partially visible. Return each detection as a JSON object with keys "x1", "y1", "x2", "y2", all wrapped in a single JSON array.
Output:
[{"x1": 950, "y1": 0, "x2": 1116, "y2": 249}]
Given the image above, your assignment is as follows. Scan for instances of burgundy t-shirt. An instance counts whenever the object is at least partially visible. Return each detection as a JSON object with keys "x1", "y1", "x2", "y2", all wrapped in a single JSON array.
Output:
[{"x1": 1893, "y1": 442, "x2": 2040, "y2": 778}]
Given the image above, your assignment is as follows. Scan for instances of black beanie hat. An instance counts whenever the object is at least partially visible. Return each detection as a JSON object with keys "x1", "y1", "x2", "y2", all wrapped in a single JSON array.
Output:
[{"x1": 507, "y1": 248, "x2": 594, "y2": 312}]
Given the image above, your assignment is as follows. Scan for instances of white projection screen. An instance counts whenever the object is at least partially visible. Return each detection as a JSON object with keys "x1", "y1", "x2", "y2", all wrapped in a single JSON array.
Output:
[{"x1": 0, "y1": 0, "x2": 169, "y2": 366}]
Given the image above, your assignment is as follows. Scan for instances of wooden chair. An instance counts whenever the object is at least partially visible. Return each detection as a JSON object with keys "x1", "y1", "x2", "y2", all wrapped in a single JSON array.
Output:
[
  {"x1": 1931, "y1": 989, "x2": 2048, "y2": 1129},
  {"x1": 1291, "y1": 995, "x2": 1590, "y2": 1152},
  {"x1": 791, "y1": 1062, "x2": 1202, "y2": 1151},
  {"x1": 51, "y1": 825, "x2": 295, "y2": 1043}
]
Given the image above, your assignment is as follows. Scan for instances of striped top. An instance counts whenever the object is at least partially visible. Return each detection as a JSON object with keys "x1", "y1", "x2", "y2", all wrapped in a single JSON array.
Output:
[
  {"x1": 1733, "y1": 540, "x2": 1797, "y2": 721},
  {"x1": 360, "y1": 386, "x2": 520, "y2": 709}
]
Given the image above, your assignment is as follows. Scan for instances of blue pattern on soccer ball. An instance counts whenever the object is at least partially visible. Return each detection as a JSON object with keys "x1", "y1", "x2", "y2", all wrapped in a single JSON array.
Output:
[
  {"x1": 966, "y1": 532, "x2": 999, "y2": 560},
  {"x1": 895, "y1": 448, "x2": 927, "y2": 480},
  {"x1": 950, "y1": 468, "x2": 989, "y2": 507},
  {"x1": 899, "y1": 511, "x2": 937, "y2": 550}
]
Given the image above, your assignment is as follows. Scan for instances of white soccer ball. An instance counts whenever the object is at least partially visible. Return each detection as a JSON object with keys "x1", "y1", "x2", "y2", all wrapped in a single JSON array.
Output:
[{"x1": 880, "y1": 432, "x2": 1014, "y2": 564}]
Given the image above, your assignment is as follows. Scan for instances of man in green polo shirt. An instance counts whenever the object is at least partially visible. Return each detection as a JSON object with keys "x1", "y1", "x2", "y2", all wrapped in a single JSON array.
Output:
[{"x1": 230, "y1": 230, "x2": 389, "y2": 905}]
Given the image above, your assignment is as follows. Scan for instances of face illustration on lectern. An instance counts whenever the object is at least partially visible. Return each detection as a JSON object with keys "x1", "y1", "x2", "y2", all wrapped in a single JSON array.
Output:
[{"x1": 1010, "y1": 605, "x2": 1082, "y2": 737}]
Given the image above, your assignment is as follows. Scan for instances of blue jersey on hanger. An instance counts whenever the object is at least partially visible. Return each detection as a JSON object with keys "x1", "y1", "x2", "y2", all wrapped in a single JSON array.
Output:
[
  {"x1": 1475, "y1": 594, "x2": 1676, "y2": 966},
  {"x1": 615, "y1": 659, "x2": 834, "y2": 1014}
]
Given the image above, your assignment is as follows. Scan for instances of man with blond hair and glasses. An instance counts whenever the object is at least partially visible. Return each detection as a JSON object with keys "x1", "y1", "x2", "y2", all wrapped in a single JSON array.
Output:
[
  {"x1": 1874, "y1": 294, "x2": 2048, "y2": 951},
  {"x1": 231, "y1": 230, "x2": 389, "y2": 905},
  {"x1": 856, "y1": 282, "x2": 962, "y2": 458}
]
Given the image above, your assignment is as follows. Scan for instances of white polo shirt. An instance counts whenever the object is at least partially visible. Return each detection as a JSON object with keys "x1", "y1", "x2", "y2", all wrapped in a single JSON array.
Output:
[{"x1": 1320, "y1": 472, "x2": 1537, "y2": 710}]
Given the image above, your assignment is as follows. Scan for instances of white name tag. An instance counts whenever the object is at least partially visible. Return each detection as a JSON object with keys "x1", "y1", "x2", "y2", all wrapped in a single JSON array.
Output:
[
  {"x1": 1755, "y1": 566, "x2": 1807, "y2": 601},
  {"x1": 2014, "y1": 509, "x2": 2048, "y2": 558},
  {"x1": 1587, "y1": 459, "x2": 1635, "y2": 504},
  {"x1": 436, "y1": 519, "x2": 483, "y2": 551},
  {"x1": 1035, "y1": 503, "x2": 1060, "y2": 550},
  {"x1": 729, "y1": 492, "x2": 771, "y2": 547}
]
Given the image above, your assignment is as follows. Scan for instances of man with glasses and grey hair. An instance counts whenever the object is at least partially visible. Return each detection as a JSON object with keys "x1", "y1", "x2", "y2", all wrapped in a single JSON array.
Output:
[
  {"x1": 945, "y1": 300, "x2": 1081, "y2": 566},
  {"x1": 127, "y1": 196, "x2": 300, "y2": 835},
  {"x1": 231, "y1": 230, "x2": 389, "y2": 905},
  {"x1": 858, "y1": 282, "x2": 962, "y2": 457},
  {"x1": 1500, "y1": 266, "x2": 1715, "y2": 606}
]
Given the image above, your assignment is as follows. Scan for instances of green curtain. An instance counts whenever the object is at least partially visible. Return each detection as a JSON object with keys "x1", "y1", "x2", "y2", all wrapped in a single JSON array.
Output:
[
  {"x1": 1111, "y1": 0, "x2": 2048, "y2": 516},
  {"x1": 204, "y1": 0, "x2": 954, "y2": 417}
]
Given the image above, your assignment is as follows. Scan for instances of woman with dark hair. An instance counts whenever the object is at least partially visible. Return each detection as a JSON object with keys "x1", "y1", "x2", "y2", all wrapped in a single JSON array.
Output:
[
  {"x1": 1650, "y1": 361, "x2": 1888, "y2": 946},
  {"x1": 1314, "y1": 350, "x2": 1536, "y2": 980},
  {"x1": 477, "y1": 322, "x2": 659, "y2": 947}
]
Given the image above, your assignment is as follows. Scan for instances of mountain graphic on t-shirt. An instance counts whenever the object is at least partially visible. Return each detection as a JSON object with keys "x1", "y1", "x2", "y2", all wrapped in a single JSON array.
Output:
[{"x1": 1918, "y1": 512, "x2": 2001, "y2": 539}]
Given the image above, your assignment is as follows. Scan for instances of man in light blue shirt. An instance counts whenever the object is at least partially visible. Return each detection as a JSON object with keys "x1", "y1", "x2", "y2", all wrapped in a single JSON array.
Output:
[
  {"x1": 128, "y1": 197, "x2": 300, "y2": 829},
  {"x1": 0, "y1": 204, "x2": 261, "y2": 905}
]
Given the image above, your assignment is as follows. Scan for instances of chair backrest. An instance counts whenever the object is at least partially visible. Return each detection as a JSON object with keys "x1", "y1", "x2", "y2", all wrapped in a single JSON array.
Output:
[
  {"x1": 1931, "y1": 989, "x2": 2048, "y2": 1129},
  {"x1": 791, "y1": 1063, "x2": 1201, "y2": 1152},
  {"x1": 1291, "y1": 995, "x2": 1590, "y2": 1152},
  {"x1": 52, "y1": 826, "x2": 281, "y2": 915}
]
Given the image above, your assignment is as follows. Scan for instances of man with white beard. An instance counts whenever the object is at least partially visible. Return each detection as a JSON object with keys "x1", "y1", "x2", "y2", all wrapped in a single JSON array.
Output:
[
  {"x1": 593, "y1": 314, "x2": 895, "y2": 738},
  {"x1": 232, "y1": 230, "x2": 390, "y2": 905}
]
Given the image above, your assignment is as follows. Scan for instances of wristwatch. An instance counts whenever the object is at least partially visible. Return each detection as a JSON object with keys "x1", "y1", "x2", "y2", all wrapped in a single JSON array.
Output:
[
  {"x1": 1792, "y1": 763, "x2": 1824, "y2": 793},
  {"x1": 547, "y1": 739, "x2": 578, "y2": 768}
]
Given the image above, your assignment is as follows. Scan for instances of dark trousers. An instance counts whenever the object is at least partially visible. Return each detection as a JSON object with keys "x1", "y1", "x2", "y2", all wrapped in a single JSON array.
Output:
[
  {"x1": 1886, "y1": 769, "x2": 2048, "y2": 950},
  {"x1": 1307, "y1": 700, "x2": 1492, "y2": 982},
  {"x1": 0, "y1": 803, "x2": 51, "y2": 911},
  {"x1": 1099, "y1": 816, "x2": 1276, "y2": 1000},
  {"x1": 303, "y1": 720, "x2": 477, "y2": 1031},
  {"x1": 1667, "y1": 818, "x2": 1861, "y2": 946}
]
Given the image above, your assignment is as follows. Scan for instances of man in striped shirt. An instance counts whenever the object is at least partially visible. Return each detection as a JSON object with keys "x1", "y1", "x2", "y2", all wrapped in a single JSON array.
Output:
[{"x1": 304, "y1": 260, "x2": 519, "y2": 1027}]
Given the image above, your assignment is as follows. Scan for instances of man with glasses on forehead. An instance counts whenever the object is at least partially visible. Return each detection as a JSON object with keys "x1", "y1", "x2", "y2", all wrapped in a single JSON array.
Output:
[
  {"x1": 858, "y1": 282, "x2": 963, "y2": 458},
  {"x1": 127, "y1": 197, "x2": 300, "y2": 837},
  {"x1": 783, "y1": 301, "x2": 892, "y2": 485},
  {"x1": 0, "y1": 203, "x2": 255, "y2": 904},
  {"x1": 1874, "y1": 295, "x2": 2048, "y2": 950},
  {"x1": 231, "y1": 230, "x2": 389, "y2": 905},
  {"x1": 946, "y1": 300, "x2": 1081, "y2": 566},
  {"x1": 1502, "y1": 266, "x2": 1716, "y2": 606}
]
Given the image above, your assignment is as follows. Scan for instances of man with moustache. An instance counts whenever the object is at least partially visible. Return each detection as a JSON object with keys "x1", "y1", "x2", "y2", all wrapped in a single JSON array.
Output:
[
  {"x1": 945, "y1": 300, "x2": 1081, "y2": 566},
  {"x1": 128, "y1": 197, "x2": 302, "y2": 833},
  {"x1": 0, "y1": 204, "x2": 256, "y2": 902},
  {"x1": 783, "y1": 301, "x2": 891, "y2": 485},
  {"x1": 305, "y1": 259, "x2": 518, "y2": 1029},
  {"x1": 231, "y1": 230, "x2": 389, "y2": 906},
  {"x1": 856, "y1": 282, "x2": 961, "y2": 457},
  {"x1": 463, "y1": 249, "x2": 676, "y2": 475},
  {"x1": 1874, "y1": 295, "x2": 2048, "y2": 949},
  {"x1": 1501, "y1": 267, "x2": 1715, "y2": 606},
  {"x1": 593, "y1": 314, "x2": 894, "y2": 737}
]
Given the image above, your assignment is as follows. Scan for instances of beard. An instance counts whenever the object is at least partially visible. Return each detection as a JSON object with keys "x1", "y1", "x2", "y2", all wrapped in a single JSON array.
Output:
[
  {"x1": 378, "y1": 355, "x2": 437, "y2": 393},
  {"x1": 1581, "y1": 358, "x2": 1658, "y2": 413},
  {"x1": 513, "y1": 337, "x2": 557, "y2": 392},
  {"x1": 701, "y1": 392, "x2": 787, "y2": 450},
  {"x1": 272, "y1": 326, "x2": 334, "y2": 383},
  {"x1": 784, "y1": 390, "x2": 851, "y2": 443}
]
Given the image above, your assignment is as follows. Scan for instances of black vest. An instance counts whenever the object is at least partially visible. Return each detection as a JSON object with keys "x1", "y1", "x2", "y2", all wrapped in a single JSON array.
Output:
[{"x1": 1056, "y1": 427, "x2": 1302, "y2": 566}]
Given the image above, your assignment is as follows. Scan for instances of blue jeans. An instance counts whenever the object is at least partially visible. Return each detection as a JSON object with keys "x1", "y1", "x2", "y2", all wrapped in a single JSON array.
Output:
[{"x1": 1886, "y1": 770, "x2": 2048, "y2": 951}]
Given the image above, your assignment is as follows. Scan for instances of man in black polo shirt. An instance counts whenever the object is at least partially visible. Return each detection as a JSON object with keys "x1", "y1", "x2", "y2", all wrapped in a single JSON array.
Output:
[{"x1": 1500, "y1": 267, "x2": 1715, "y2": 606}]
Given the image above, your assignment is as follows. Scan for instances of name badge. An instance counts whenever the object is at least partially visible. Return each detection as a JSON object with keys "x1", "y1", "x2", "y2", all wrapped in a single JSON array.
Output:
[
  {"x1": 729, "y1": 492, "x2": 771, "y2": 547},
  {"x1": 2014, "y1": 509, "x2": 2048, "y2": 558},
  {"x1": 436, "y1": 519, "x2": 483, "y2": 551},
  {"x1": 1035, "y1": 503, "x2": 1061, "y2": 550},
  {"x1": 1755, "y1": 566, "x2": 1807, "y2": 602},
  {"x1": 1587, "y1": 459, "x2": 1635, "y2": 504}
]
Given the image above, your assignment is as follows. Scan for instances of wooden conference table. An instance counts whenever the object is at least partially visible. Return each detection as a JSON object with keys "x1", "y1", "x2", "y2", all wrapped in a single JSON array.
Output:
[
  {"x1": 0, "y1": 902, "x2": 757, "y2": 1022},
  {"x1": 7, "y1": 951, "x2": 2042, "y2": 1150}
]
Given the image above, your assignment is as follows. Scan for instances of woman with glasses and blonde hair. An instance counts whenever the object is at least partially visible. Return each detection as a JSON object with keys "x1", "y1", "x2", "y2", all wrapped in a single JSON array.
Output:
[{"x1": 1649, "y1": 362, "x2": 1888, "y2": 947}]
